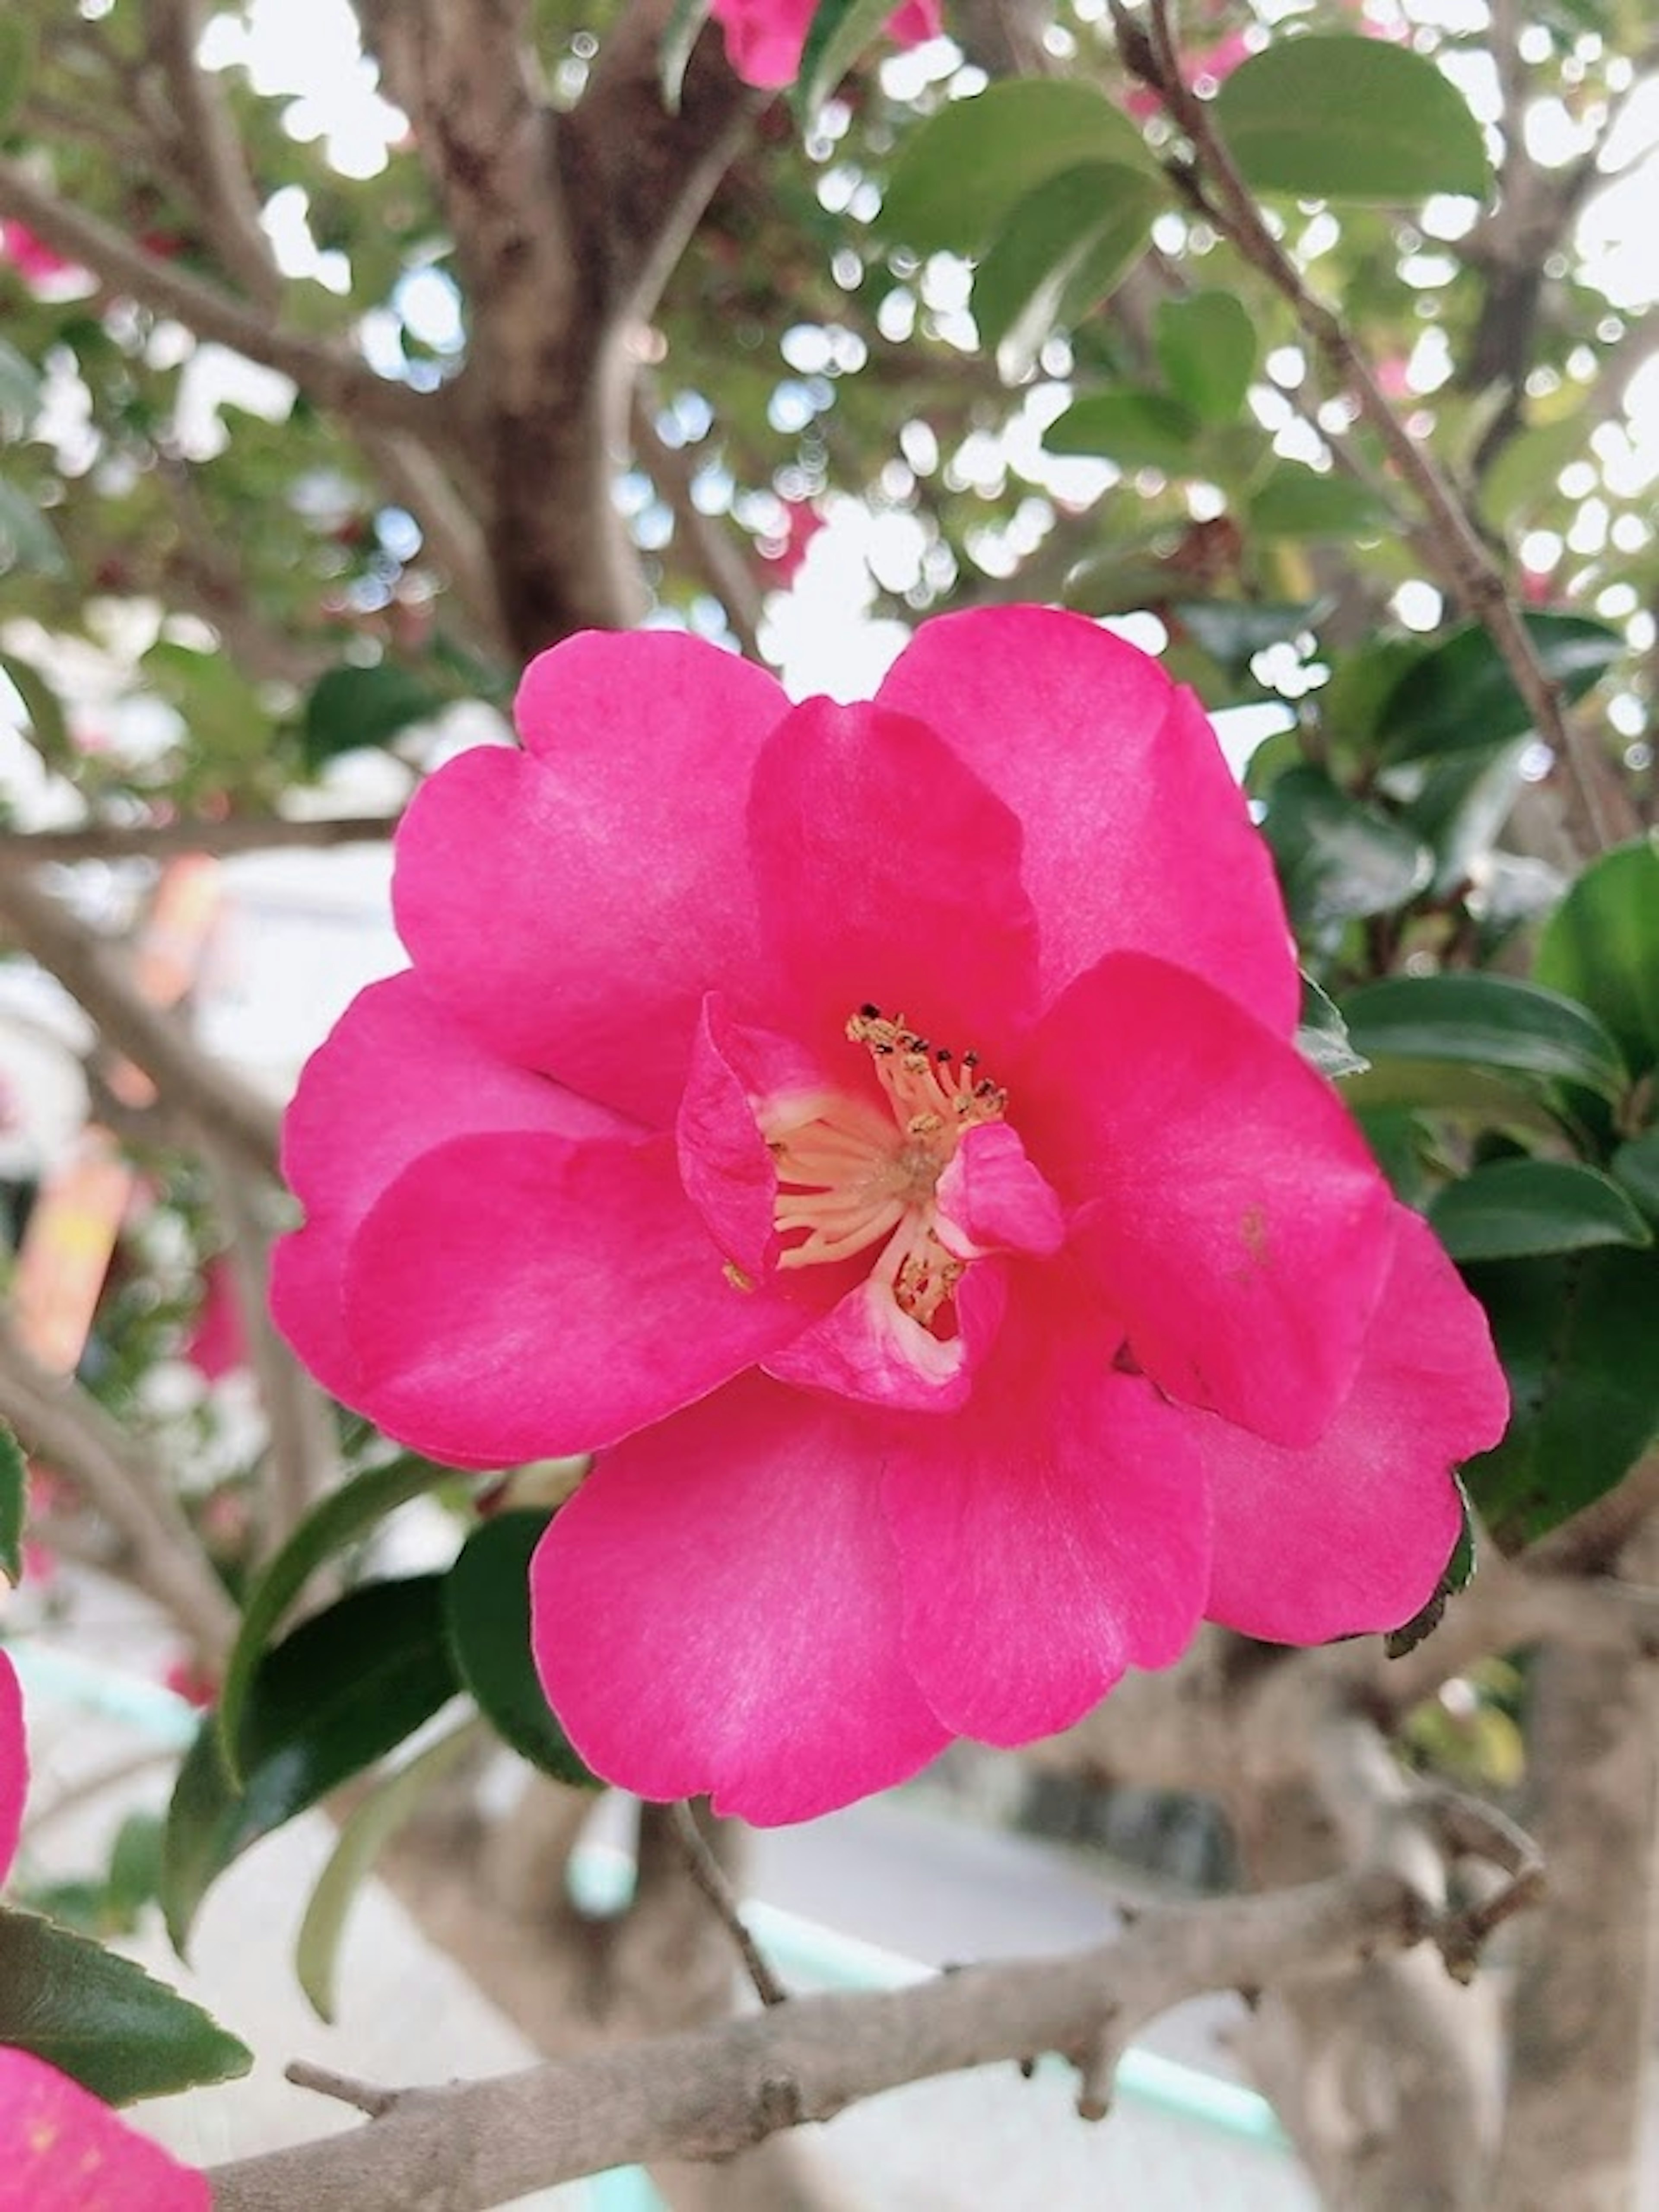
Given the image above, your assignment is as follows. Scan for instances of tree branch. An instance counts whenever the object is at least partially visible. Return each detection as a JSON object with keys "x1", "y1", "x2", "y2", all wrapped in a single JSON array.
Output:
[
  {"x1": 142, "y1": 0, "x2": 284, "y2": 309},
  {"x1": 0, "y1": 815, "x2": 397, "y2": 866},
  {"x1": 209, "y1": 1866, "x2": 1481, "y2": 2212}
]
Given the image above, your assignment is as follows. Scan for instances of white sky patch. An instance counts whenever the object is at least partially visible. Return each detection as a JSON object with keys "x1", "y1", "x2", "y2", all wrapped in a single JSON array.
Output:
[{"x1": 197, "y1": 0, "x2": 405, "y2": 178}]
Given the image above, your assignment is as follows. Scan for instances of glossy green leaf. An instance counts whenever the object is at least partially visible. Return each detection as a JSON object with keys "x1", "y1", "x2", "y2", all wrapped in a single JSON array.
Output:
[
  {"x1": 1463, "y1": 1248, "x2": 1659, "y2": 1548},
  {"x1": 166, "y1": 1576, "x2": 459, "y2": 1951},
  {"x1": 878, "y1": 81, "x2": 1157, "y2": 257},
  {"x1": 1172, "y1": 600, "x2": 1324, "y2": 673},
  {"x1": 220, "y1": 1453, "x2": 465, "y2": 1777},
  {"x1": 1341, "y1": 1061, "x2": 1568, "y2": 1143},
  {"x1": 1044, "y1": 388, "x2": 1200, "y2": 475},
  {"x1": 1341, "y1": 974, "x2": 1630, "y2": 1103},
  {"x1": 0, "y1": 1906, "x2": 250, "y2": 2104},
  {"x1": 1297, "y1": 973, "x2": 1369, "y2": 1081},
  {"x1": 975, "y1": 164, "x2": 1161, "y2": 377},
  {"x1": 1614, "y1": 1129, "x2": 1659, "y2": 1224},
  {"x1": 296, "y1": 1719, "x2": 483, "y2": 2024},
  {"x1": 443, "y1": 1511, "x2": 597, "y2": 1789},
  {"x1": 1476, "y1": 410, "x2": 1591, "y2": 531},
  {"x1": 301, "y1": 661, "x2": 447, "y2": 770},
  {"x1": 1429, "y1": 1160, "x2": 1653, "y2": 1262},
  {"x1": 1247, "y1": 461, "x2": 1389, "y2": 540},
  {"x1": 1535, "y1": 838, "x2": 1659, "y2": 1081},
  {"x1": 1155, "y1": 292, "x2": 1257, "y2": 425},
  {"x1": 1213, "y1": 37, "x2": 1492, "y2": 202},
  {"x1": 0, "y1": 1420, "x2": 22, "y2": 1586},
  {"x1": 1260, "y1": 766, "x2": 1433, "y2": 928},
  {"x1": 0, "y1": 649, "x2": 72, "y2": 768},
  {"x1": 0, "y1": 338, "x2": 43, "y2": 433},
  {"x1": 1376, "y1": 613, "x2": 1621, "y2": 763},
  {"x1": 795, "y1": 0, "x2": 903, "y2": 119},
  {"x1": 0, "y1": 479, "x2": 67, "y2": 577},
  {"x1": 1396, "y1": 738, "x2": 1529, "y2": 898}
]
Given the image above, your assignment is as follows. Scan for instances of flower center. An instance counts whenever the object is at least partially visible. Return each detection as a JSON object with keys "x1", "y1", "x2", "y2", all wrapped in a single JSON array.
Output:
[{"x1": 763, "y1": 1006, "x2": 1006, "y2": 1327}]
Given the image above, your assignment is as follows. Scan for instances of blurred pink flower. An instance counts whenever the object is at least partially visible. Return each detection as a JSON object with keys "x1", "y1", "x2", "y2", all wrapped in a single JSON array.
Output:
[
  {"x1": 710, "y1": 0, "x2": 940, "y2": 90},
  {"x1": 275, "y1": 607, "x2": 1507, "y2": 1824},
  {"x1": 0, "y1": 221, "x2": 82, "y2": 291},
  {"x1": 0, "y1": 1654, "x2": 209, "y2": 2210},
  {"x1": 757, "y1": 498, "x2": 824, "y2": 585},
  {"x1": 184, "y1": 1259, "x2": 248, "y2": 1383},
  {"x1": 1125, "y1": 27, "x2": 1254, "y2": 118}
]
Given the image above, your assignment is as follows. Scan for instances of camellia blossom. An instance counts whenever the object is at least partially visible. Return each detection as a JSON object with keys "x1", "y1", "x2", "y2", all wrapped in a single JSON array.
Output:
[
  {"x1": 274, "y1": 606, "x2": 1508, "y2": 1826},
  {"x1": 0, "y1": 1653, "x2": 209, "y2": 2210},
  {"x1": 710, "y1": 0, "x2": 941, "y2": 91}
]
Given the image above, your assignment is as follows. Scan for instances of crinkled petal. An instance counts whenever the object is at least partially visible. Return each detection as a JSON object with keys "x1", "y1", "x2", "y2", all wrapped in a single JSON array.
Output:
[
  {"x1": 1200, "y1": 1209, "x2": 1509, "y2": 1643},
  {"x1": 343, "y1": 1131, "x2": 816, "y2": 1466},
  {"x1": 0, "y1": 1650, "x2": 23, "y2": 1885},
  {"x1": 764, "y1": 1255, "x2": 1008, "y2": 1413},
  {"x1": 746, "y1": 696, "x2": 1041, "y2": 1064},
  {"x1": 1019, "y1": 951, "x2": 1394, "y2": 1447},
  {"x1": 884, "y1": 1279, "x2": 1210, "y2": 1744},
  {"x1": 272, "y1": 972, "x2": 626, "y2": 1404},
  {"x1": 394, "y1": 631, "x2": 791, "y2": 1123},
  {"x1": 934, "y1": 1122, "x2": 1065, "y2": 1260},
  {"x1": 531, "y1": 1376, "x2": 950, "y2": 1823},
  {"x1": 877, "y1": 606, "x2": 1298, "y2": 1031},
  {"x1": 0, "y1": 2049, "x2": 208, "y2": 2212}
]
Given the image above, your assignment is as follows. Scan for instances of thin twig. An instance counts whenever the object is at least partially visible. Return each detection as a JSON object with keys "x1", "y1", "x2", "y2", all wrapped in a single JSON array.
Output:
[
  {"x1": 668, "y1": 1800, "x2": 789, "y2": 2008},
  {"x1": 286, "y1": 2061, "x2": 401, "y2": 2120},
  {"x1": 0, "y1": 816, "x2": 399, "y2": 866}
]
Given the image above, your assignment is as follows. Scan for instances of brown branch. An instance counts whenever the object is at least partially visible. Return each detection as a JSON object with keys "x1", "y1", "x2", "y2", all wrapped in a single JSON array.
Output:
[
  {"x1": 0, "y1": 814, "x2": 398, "y2": 865},
  {"x1": 143, "y1": 0, "x2": 284, "y2": 308},
  {"x1": 0, "y1": 867, "x2": 281, "y2": 1182},
  {"x1": 668, "y1": 1800, "x2": 788, "y2": 2008},
  {"x1": 209, "y1": 1866, "x2": 1465, "y2": 2212},
  {"x1": 0, "y1": 159, "x2": 431, "y2": 437},
  {"x1": 631, "y1": 388, "x2": 765, "y2": 658},
  {"x1": 1110, "y1": 0, "x2": 1640, "y2": 855},
  {"x1": 0, "y1": 1315, "x2": 238, "y2": 1656}
]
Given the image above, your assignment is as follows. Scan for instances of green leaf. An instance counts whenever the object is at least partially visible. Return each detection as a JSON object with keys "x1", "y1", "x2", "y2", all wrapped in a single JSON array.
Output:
[
  {"x1": 1429, "y1": 1160, "x2": 1653, "y2": 1262},
  {"x1": 1476, "y1": 410, "x2": 1591, "y2": 531},
  {"x1": 219, "y1": 1453, "x2": 465, "y2": 1778},
  {"x1": 296, "y1": 1719, "x2": 482, "y2": 2024},
  {"x1": 0, "y1": 338, "x2": 43, "y2": 433},
  {"x1": 1044, "y1": 388, "x2": 1200, "y2": 475},
  {"x1": 0, "y1": 649, "x2": 72, "y2": 768},
  {"x1": 1376, "y1": 613, "x2": 1621, "y2": 763},
  {"x1": 658, "y1": 0, "x2": 711, "y2": 111},
  {"x1": 0, "y1": 1906, "x2": 250, "y2": 2104},
  {"x1": 1395, "y1": 737, "x2": 1529, "y2": 898},
  {"x1": 1297, "y1": 973, "x2": 1369, "y2": 1081},
  {"x1": 301, "y1": 661, "x2": 447, "y2": 770},
  {"x1": 1155, "y1": 292, "x2": 1257, "y2": 425},
  {"x1": 794, "y1": 0, "x2": 903, "y2": 119},
  {"x1": 1340, "y1": 1061, "x2": 1567, "y2": 1143},
  {"x1": 974, "y1": 164, "x2": 1161, "y2": 378},
  {"x1": 443, "y1": 1511, "x2": 598, "y2": 1789},
  {"x1": 1259, "y1": 765, "x2": 1433, "y2": 928},
  {"x1": 1213, "y1": 37, "x2": 1492, "y2": 202},
  {"x1": 0, "y1": 479, "x2": 67, "y2": 577},
  {"x1": 165, "y1": 1577, "x2": 459, "y2": 1952},
  {"x1": 0, "y1": 17, "x2": 35, "y2": 136},
  {"x1": 0, "y1": 1419, "x2": 22, "y2": 1586},
  {"x1": 1613, "y1": 1129, "x2": 1659, "y2": 1225},
  {"x1": 1246, "y1": 461, "x2": 1389, "y2": 540},
  {"x1": 1462, "y1": 1248, "x2": 1659, "y2": 1548},
  {"x1": 1340, "y1": 974, "x2": 1630, "y2": 1104},
  {"x1": 1534, "y1": 839, "x2": 1659, "y2": 1081},
  {"x1": 1172, "y1": 600, "x2": 1325, "y2": 673},
  {"x1": 878, "y1": 81, "x2": 1157, "y2": 257}
]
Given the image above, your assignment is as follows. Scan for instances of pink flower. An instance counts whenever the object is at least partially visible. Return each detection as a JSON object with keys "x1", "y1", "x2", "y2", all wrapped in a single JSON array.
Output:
[
  {"x1": 1125, "y1": 27, "x2": 1255, "y2": 118},
  {"x1": 757, "y1": 498, "x2": 824, "y2": 585},
  {"x1": 184, "y1": 1259, "x2": 248, "y2": 1383},
  {"x1": 273, "y1": 606, "x2": 1508, "y2": 1824},
  {"x1": 0, "y1": 221, "x2": 81, "y2": 291},
  {"x1": 0, "y1": 1655, "x2": 209, "y2": 2210},
  {"x1": 710, "y1": 0, "x2": 941, "y2": 90}
]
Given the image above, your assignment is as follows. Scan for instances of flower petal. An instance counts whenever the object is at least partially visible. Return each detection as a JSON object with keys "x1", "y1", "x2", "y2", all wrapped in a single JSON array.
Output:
[
  {"x1": 934, "y1": 1121, "x2": 1065, "y2": 1260},
  {"x1": 884, "y1": 1281, "x2": 1211, "y2": 1744},
  {"x1": 1019, "y1": 950, "x2": 1395, "y2": 1446},
  {"x1": 877, "y1": 606, "x2": 1298, "y2": 1031},
  {"x1": 343, "y1": 1131, "x2": 814, "y2": 1466},
  {"x1": 272, "y1": 971, "x2": 626, "y2": 1403},
  {"x1": 763, "y1": 1256, "x2": 1008, "y2": 1413},
  {"x1": 0, "y1": 1650, "x2": 24, "y2": 1886},
  {"x1": 531, "y1": 1376, "x2": 950, "y2": 1823},
  {"x1": 394, "y1": 631, "x2": 791, "y2": 1123},
  {"x1": 0, "y1": 2048, "x2": 208, "y2": 2212},
  {"x1": 746, "y1": 696, "x2": 1041, "y2": 1064},
  {"x1": 1200, "y1": 1208, "x2": 1510, "y2": 1642}
]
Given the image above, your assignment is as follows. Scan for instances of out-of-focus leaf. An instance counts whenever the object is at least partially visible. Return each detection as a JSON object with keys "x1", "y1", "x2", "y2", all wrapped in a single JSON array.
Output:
[
  {"x1": 0, "y1": 480, "x2": 67, "y2": 576},
  {"x1": 0, "y1": 1906, "x2": 250, "y2": 2103},
  {"x1": 1395, "y1": 738, "x2": 1529, "y2": 897},
  {"x1": 0, "y1": 18, "x2": 34, "y2": 134},
  {"x1": 1296, "y1": 973, "x2": 1368, "y2": 1080},
  {"x1": 296, "y1": 1719, "x2": 482, "y2": 2024},
  {"x1": 1260, "y1": 765, "x2": 1433, "y2": 927},
  {"x1": 1429, "y1": 1160, "x2": 1653, "y2": 1262},
  {"x1": 1246, "y1": 461, "x2": 1389, "y2": 540},
  {"x1": 1534, "y1": 838, "x2": 1659, "y2": 1081},
  {"x1": 1463, "y1": 1247, "x2": 1659, "y2": 1548},
  {"x1": 1476, "y1": 409, "x2": 1591, "y2": 531},
  {"x1": 165, "y1": 1577, "x2": 458, "y2": 1952},
  {"x1": 443, "y1": 1510, "x2": 597, "y2": 1789},
  {"x1": 0, "y1": 1420, "x2": 22, "y2": 1586},
  {"x1": 0, "y1": 338, "x2": 43, "y2": 432},
  {"x1": 976, "y1": 164, "x2": 1162, "y2": 378},
  {"x1": 1376, "y1": 613, "x2": 1621, "y2": 763},
  {"x1": 0, "y1": 649, "x2": 72, "y2": 769},
  {"x1": 1213, "y1": 37, "x2": 1492, "y2": 201},
  {"x1": 878, "y1": 80, "x2": 1157, "y2": 257},
  {"x1": 1155, "y1": 292, "x2": 1257, "y2": 424},
  {"x1": 1341, "y1": 974, "x2": 1630, "y2": 1104},
  {"x1": 1614, "y1": 1130, "x2": 1659, "y2": 1224},
  {"x1": 1341, "y1": 1061, "x2": 1568, "y2": 1143},
  {"x1": 301, "y1": 661, "x2": 447, "y2": 769},
  {"x1": 1044, "y1": 388, "x2": 1200, "y2": 474},
  {"x1": 1173, "y1": 599, "x2": 1324, "y2": 672},
  {"x1": 795, "y1": 0, "x2": 906, "y2": 118}
]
